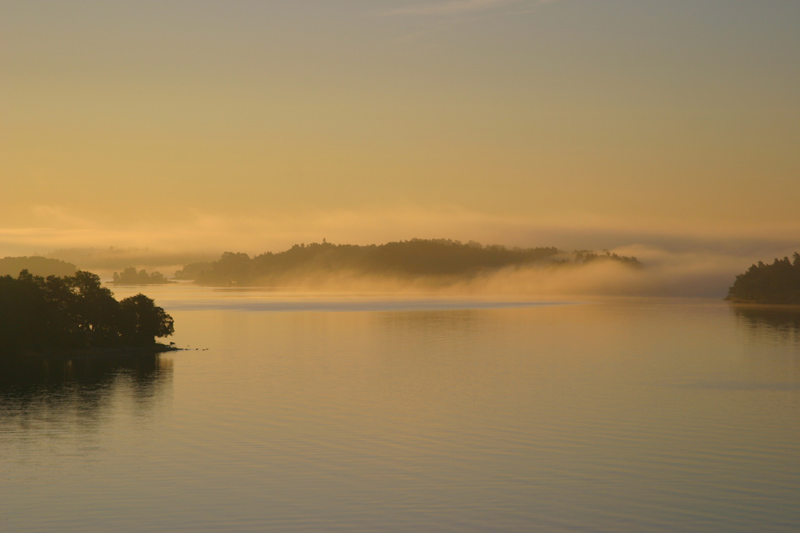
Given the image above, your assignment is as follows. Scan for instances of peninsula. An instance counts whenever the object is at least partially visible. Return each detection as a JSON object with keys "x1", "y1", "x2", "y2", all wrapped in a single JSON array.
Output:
[
  {"x1": 726, "y1": 253, "x2": 800, "y2": 304},
  {"x1": 0, "y1": 270, "x2": 175, "y2": 358}
]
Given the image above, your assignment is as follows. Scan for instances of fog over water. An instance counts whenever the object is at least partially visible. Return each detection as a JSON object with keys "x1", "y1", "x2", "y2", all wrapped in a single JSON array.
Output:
[
  {"x1": 16, "y1": 240, "x2": 799, "y2": 300},
  {"x1": 0, "y1": 214, "x2": 794, "y2": 299}
]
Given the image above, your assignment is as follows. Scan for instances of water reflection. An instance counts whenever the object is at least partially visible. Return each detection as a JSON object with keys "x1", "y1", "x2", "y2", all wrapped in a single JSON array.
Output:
[
  {"x1": 0, "y1": 355, "x2": 173, "y2": 430},
  {"x1": 729, "y1": 305, "x2": 800, "y2": 388},
  {"x1": 3, "y1": 296, "x2": 800, "y2": 531},
  {"x1": 731, "y1": 304, "x2": 800, "y2": 342},
  {"x1": 377, "y1": 308, "x2": 482, "y2": 342}
]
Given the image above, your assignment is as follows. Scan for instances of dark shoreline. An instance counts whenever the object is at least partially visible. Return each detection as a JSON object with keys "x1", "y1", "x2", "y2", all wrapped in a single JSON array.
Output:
[
  {"x1": 726, "y1": 299, "x2": 800, "y2": 307},
  {"x1": 9, "y1": 343, "x2": 181, "y2": 362}
]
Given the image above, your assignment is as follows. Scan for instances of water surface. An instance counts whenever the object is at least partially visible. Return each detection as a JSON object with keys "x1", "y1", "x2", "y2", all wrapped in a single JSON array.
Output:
[{"x1": 2, "y1": 289, "x2": 799, "y2": 531}]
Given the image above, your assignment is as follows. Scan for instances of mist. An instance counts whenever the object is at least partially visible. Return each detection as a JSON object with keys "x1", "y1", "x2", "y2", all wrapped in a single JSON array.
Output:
[
  {"x1": 2, "y1": 207, "x2": 797, "y2": 299},
  {"x1": 222, "y1": 254, "x2": 739, "y2": 299},
  {"x1": 42, "y1": 247, "x2": 218, "y2": 281}
]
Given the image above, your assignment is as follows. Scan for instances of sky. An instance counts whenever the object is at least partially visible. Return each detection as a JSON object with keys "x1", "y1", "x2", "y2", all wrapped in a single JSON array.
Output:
[{"x1": 2, "y1": 0, "x2": 799, "y2": 272}]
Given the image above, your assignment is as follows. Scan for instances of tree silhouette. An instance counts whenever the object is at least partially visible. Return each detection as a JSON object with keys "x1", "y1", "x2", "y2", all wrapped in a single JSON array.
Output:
[
  {"x1": 113, "y1": 267, "x2": 172, "y2": 285},
  {"x1": 0, "y1": 270, "x2": 175, "y2": 356},
  {"x1": 190, "y1": 239, "x2": 641, "y2": 286},
  {"x1": 727, "y1": 253, "x2": 800, "y2": 304},
  {"x1": 119, "y1": 294, "x2": 174, "y2": 346}
]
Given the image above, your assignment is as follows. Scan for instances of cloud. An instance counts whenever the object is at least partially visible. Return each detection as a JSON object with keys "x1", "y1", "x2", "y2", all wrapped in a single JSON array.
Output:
[
  {"x1": 3, "y1": 204, "x2": 799, "y2": 258},
  {"x1": 389, "y1": 0, "x2": 530, "y2": 16},
  {"x1": 31, "y1": 205, "x2": 92, "y2": 228}
]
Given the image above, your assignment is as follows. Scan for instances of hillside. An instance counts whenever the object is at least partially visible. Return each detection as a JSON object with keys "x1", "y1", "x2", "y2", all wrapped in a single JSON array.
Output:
[
  {"x1": 176, "y1": 239, "x2": 641, "y2": 287},
  {"x1": 0, "y1": 256, "x2": 77, "y2": 277}
]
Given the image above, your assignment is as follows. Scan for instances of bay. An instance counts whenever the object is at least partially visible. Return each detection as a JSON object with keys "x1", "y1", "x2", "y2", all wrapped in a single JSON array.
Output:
[{"x1": 2, "y1": 286, "x2": 799, "y2": 531}]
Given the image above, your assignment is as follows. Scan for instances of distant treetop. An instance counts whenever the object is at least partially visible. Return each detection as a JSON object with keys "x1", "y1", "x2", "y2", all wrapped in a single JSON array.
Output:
[
  {"x1": 113, "y1": 267, "x2": 173, "y2": 285},
  {"x1": 0, "y1": 270, "x2": 174, "y2": 356},
  {"x1": 176, "y1": 238, "x2": 641, "y2": 287},
  {"x1": 0, "y1": 256, "x2": 76, "y2": 278},
  {"x1": 726, "y1": 253, "x2": 800, "y2": 304}
]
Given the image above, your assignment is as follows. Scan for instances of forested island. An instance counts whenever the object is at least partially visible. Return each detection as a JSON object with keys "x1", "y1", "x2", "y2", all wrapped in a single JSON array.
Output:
[
  {"x1": 175, "y1": 239, "x2": 641, "y2": 287},
  {"x1": 0, "y1": 256, "x2": 77, "y2": 277},
  {"x1": 726, "y1": 253, "x2": 800, "y2": 304},
  {"x1": 113, "y1": 267, "x2": 173, "y2": 285},
  {"x1": 0, "y1": 270, "x2": 175, "y2": 358}
]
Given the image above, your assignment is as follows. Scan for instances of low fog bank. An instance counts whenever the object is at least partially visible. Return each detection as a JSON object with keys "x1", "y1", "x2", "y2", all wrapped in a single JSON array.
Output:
[
  {"x1": 2, "y1": 207, "x2": 797, "y2": 297},
  {"x1": 469, "y1": 246, "x2": 800, "y2": 298},
  {"x1": 178, "y1": 243, "x2": 797, "y2": 299},
  {"x1": 27, "y1": 243, "x2": 799, "y2": 299},
  {"x1": 227, "y1": 256, "x2": 724, "y2": 299},
  {"x1": 498, "y1": 245, "x2": 800, "y2": 299},
  {"x1": 42, "y1": 248, "x2": 219, "y2": 281}
]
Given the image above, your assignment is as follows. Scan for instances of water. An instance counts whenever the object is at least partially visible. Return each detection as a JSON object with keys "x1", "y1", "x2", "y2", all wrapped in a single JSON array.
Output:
[{"x1": 2, "y1": 287, "x2": 799, "y2": 531}]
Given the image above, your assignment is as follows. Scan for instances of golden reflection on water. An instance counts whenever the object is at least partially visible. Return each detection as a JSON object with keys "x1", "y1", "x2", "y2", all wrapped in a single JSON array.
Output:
[
  {"x1": 732, "y1": 304, "x2": 800, "y2": 341},
  {"x1": 729, "y1": 305, "x2": 800, "y2": 397},
  {"x1": 2, "y1": 292, "x2": 800, "y2": 531},
  {"x1": 0, "y1": 355, "x2": 173, "y2": 434}
]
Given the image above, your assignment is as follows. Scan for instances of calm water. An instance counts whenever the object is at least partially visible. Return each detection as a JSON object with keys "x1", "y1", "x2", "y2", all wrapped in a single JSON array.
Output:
[{"x1": 2, "y1": 286, "x2": 799, "y2": 531}]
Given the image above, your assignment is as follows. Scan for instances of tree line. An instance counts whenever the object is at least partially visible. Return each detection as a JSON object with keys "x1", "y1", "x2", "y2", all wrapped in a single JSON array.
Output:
[
  {"x1": 176, "y1": 239, "x2": 641, "y2": 287},
  {"x1": 0, "y1": 256, "x2": 76, "y2": 277},
  {"x1": 0, "y1": 270, "x2": 174, "y2": 356},
  {"x1": 727, "y1": 253, "x2": 800, "y2": 304},
  {"x1": 113, "y1": 267, "x2": 173, "y2": 285}
]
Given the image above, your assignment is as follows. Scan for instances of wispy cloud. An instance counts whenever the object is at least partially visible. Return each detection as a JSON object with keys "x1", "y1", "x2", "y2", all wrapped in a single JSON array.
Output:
[
  {"x1": 31, "y1": 205, "x2": 92, "y2": 229},
  {"x1": 390, "y1": 0, "x2": 531, "y2": 16}
]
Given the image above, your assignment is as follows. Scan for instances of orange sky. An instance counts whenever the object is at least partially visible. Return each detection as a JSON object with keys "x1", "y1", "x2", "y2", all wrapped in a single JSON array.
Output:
[{"x1": 2, "y1": 0, "x2": 799, "y2": 259}]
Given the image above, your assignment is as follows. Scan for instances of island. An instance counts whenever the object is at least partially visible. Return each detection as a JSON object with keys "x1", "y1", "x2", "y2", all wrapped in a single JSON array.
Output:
[
  {"x1": 175, "y1": 238, "x2": 641, "y2": 287},
  {"x1": 0, "y1": 269, "x2": 175, "y2": 358},
  {"x1": 112, "y1": 267, "x2": 174, "y2": 285},
  {"x1": 726, "y1": 253, "x2": 800, "y2": 304},
  {"x1": 0, "y1": 256, "x2": 77, "y2": 277}
]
